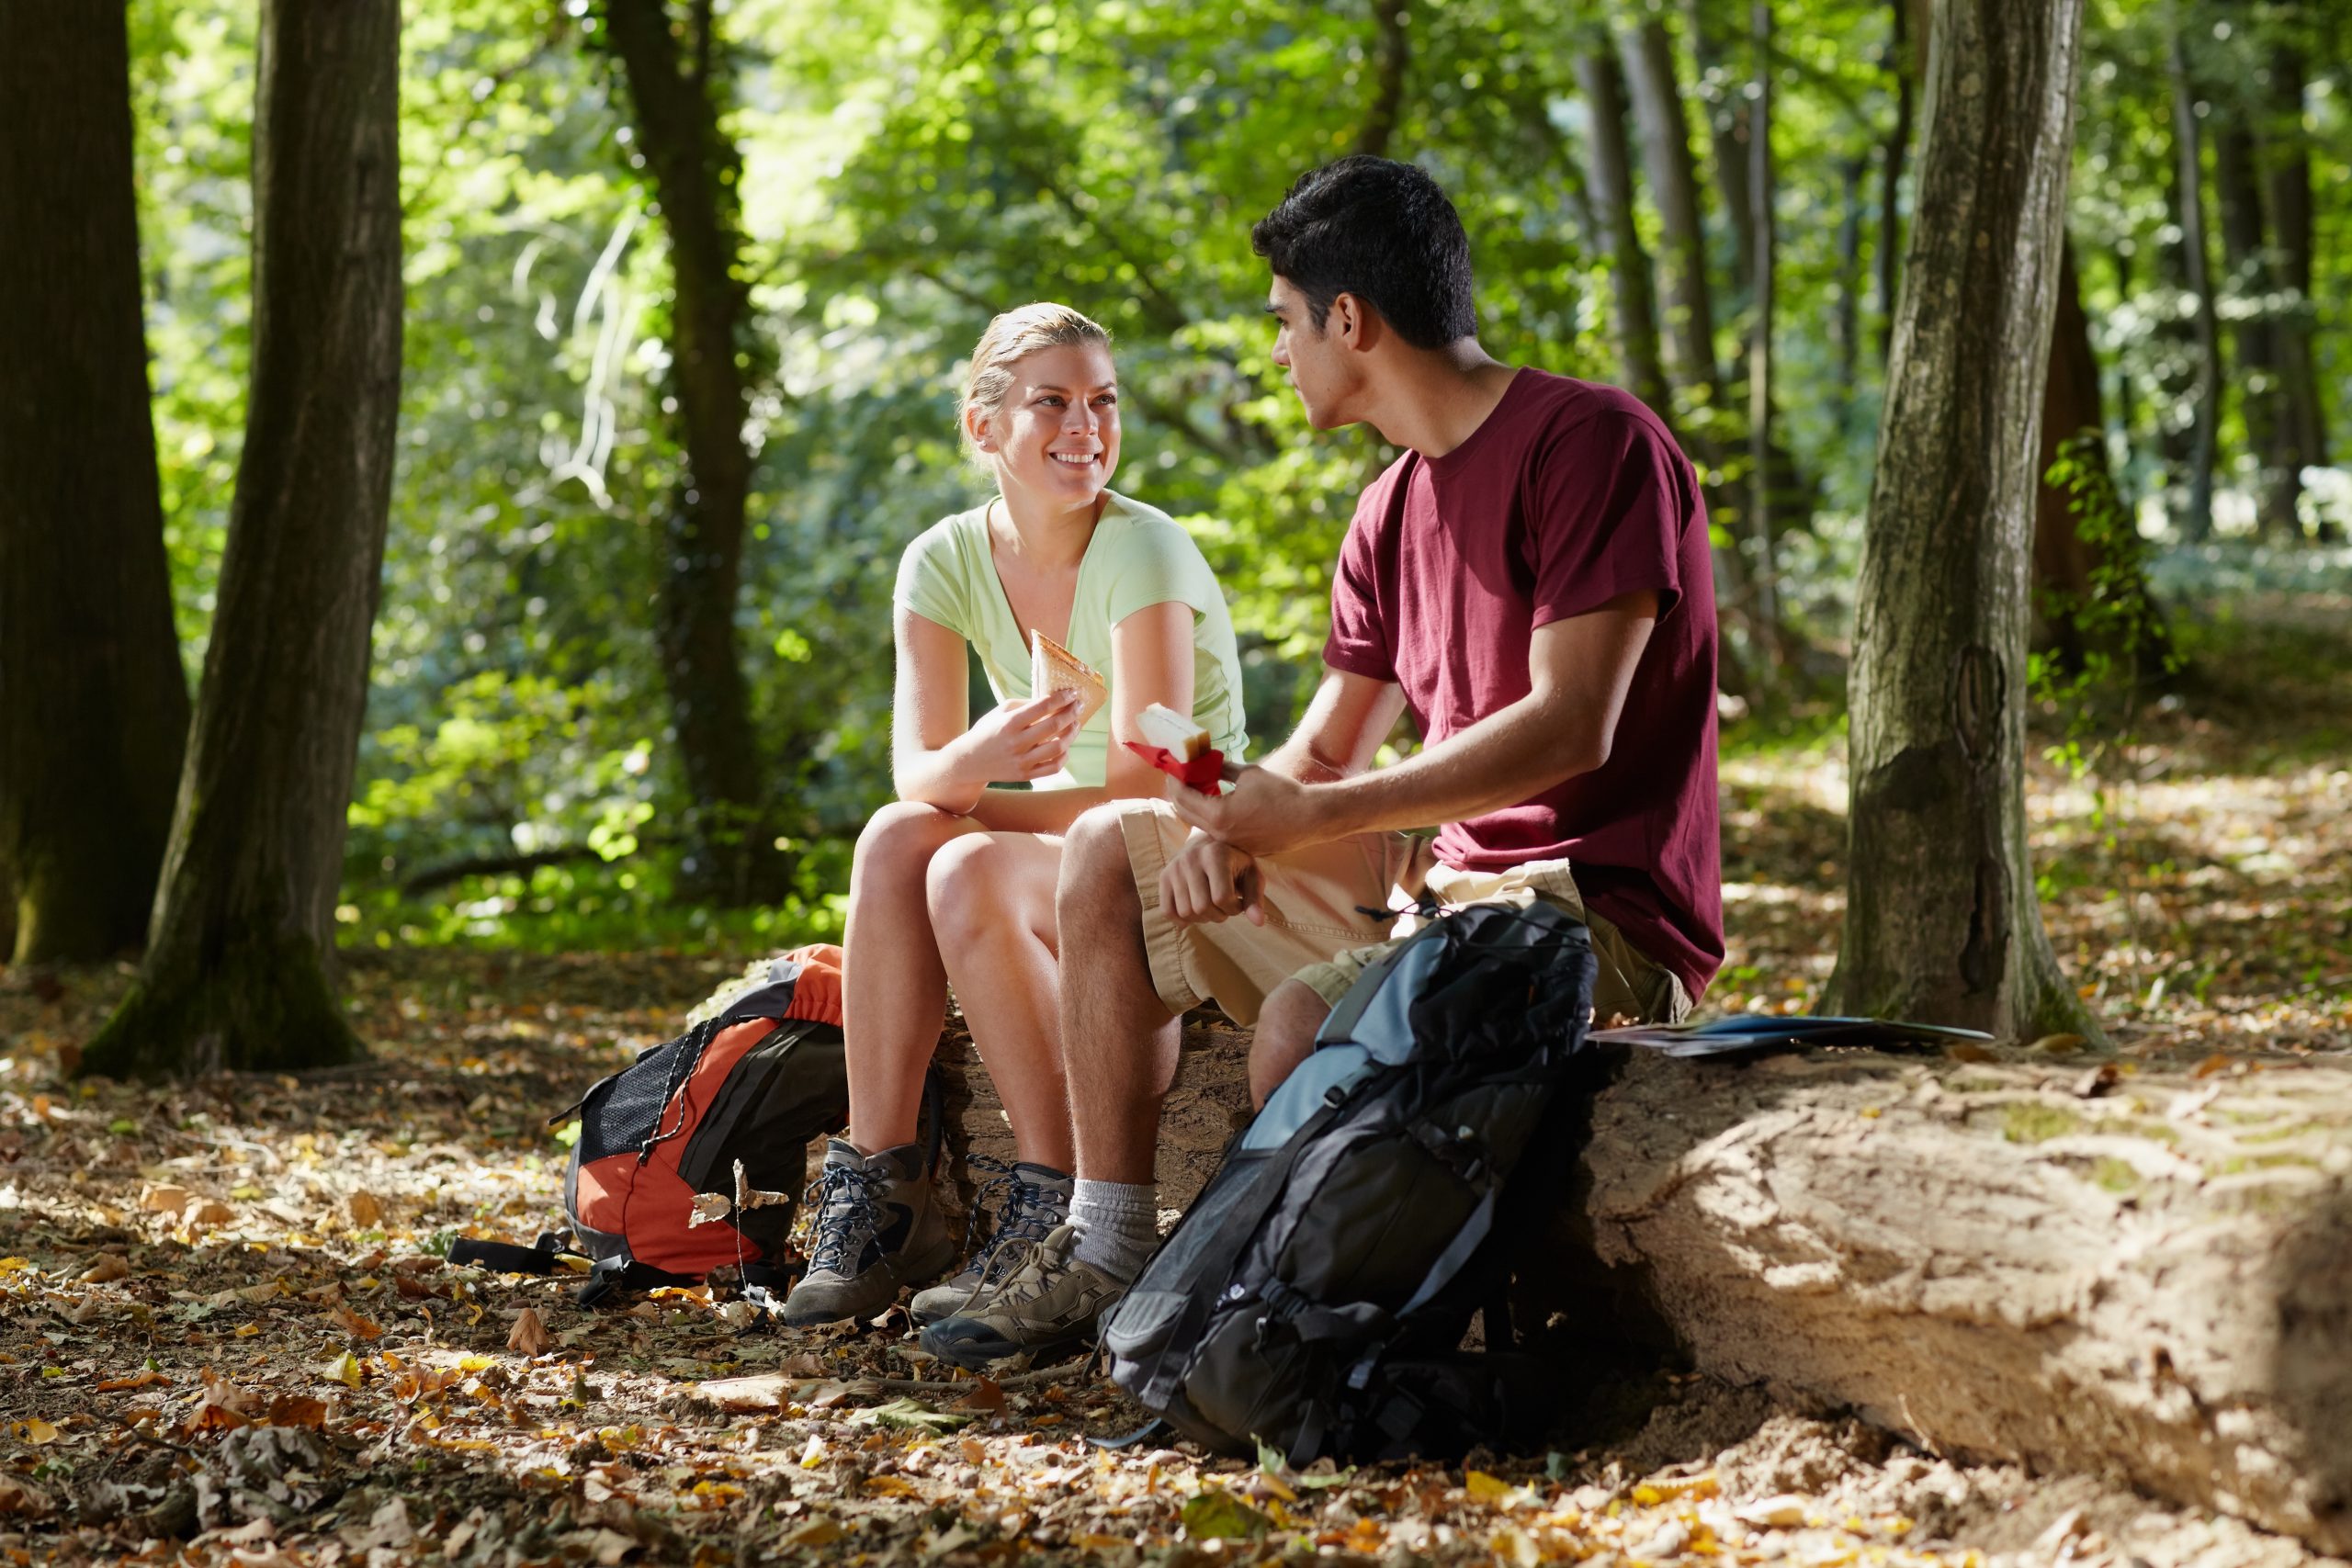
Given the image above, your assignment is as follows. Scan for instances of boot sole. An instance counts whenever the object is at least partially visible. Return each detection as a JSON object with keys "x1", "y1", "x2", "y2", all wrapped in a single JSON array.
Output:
[
  {"x1": 917, "y1": 1315, "x2": 1092, "y2": 1371},
  {"x1": 775, "y1": 1239, "x2": 957, "y2": 1328}
]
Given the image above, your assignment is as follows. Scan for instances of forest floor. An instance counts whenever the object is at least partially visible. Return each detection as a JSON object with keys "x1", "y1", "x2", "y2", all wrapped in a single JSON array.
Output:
[{"x1": 2, "y1": 589, "x2": 2347, "y2": 1568}]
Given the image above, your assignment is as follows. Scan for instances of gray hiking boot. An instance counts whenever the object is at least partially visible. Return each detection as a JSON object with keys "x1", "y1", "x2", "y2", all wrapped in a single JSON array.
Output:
[
  {"x1": 918, "y1": 1224, "x2": 1125, "y2": 1370},
  {"x1": 776, "y1": 1140, "x2": 955, "y2": 1327},
  {"x1": 909, "y1": 1158, "x2": 1072, "y2": 1327}
]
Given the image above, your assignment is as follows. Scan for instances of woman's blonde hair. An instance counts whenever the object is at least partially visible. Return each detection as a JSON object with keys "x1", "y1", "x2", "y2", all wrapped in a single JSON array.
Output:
[{"x1": 959, "y1": 302, "x2": 1113, "y2": 458}]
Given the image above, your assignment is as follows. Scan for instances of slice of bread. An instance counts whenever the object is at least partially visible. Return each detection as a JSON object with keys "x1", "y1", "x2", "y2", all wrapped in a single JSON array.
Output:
[
  {"x1": 1030, "y1": 629, "x2": 1108, "y2": 727},
  {"x1": 1136, "y1": 703, "x2": 1212, "y2": 762}
]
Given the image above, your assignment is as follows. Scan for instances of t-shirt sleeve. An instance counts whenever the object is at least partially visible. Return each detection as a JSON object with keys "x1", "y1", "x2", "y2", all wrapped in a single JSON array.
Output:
[
  {"x1": 1321, "y1": 484, "x2": 1396, "y2": 682},
  {"x1": 1529, "y1": 412, "x2": 1689, "y2": 628},
  {"x1": 892, "y1": 522, "x2": 967, "y2": 636},
  {"x1": 1102, "y1": 520, "x2": 1217, "y2": 628}
]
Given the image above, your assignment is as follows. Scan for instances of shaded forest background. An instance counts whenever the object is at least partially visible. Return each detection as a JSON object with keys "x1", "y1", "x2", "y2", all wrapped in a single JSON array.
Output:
[{"x1": 7, "y1": 0, "x2": 2352, "y2": 976}]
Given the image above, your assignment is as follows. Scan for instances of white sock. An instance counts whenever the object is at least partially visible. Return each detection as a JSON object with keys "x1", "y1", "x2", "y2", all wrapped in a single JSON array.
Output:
[{"x1": 1068, "y1": 1178, "x2": 1158, "y2": 1281}]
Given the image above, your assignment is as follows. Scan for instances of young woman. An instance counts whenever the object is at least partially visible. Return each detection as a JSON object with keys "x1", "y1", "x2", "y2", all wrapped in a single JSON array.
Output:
[{"x1": 780, "y1": 304, "x2": 1249, "y2": 1326}]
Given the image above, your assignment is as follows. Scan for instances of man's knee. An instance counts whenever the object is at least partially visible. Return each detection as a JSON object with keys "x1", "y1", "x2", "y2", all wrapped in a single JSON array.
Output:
[
  {"x1": 1249, "y1": 979, "x2": 1331, "y2": 1109},
  {"x1": 1057, "y1": 803, "x2": 1139, "y2": 917}
]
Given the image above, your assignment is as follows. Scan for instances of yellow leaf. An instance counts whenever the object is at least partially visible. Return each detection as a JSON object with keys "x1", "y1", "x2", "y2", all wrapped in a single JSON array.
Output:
[
  {"x1": 458, "y1": 1355, "x2": 496, "y2": 1372},
  {"x1": 0, "y1": 1258, "x2": 32, "y2": 1275},
  {"x1": 1465, "y1": 1471, "x2": 1515, "y2": 1505},
  {"x1": 14, "y1": 1418, "x2": 60, "y2": 1445},
  {"x1": 320, "y1": 1352, "x2": 364, "y2": 1389}
]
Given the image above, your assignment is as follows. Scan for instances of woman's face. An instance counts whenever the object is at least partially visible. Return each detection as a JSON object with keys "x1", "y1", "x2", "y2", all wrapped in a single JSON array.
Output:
[{"x1": 976, "y1": 341, "x2": 1121, "y2": 510}]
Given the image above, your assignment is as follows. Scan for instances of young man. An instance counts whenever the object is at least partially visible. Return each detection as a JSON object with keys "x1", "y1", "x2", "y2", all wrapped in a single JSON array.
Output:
[{"x1": 920, "y1": 156, "x2": 1723, "y2": 1370}]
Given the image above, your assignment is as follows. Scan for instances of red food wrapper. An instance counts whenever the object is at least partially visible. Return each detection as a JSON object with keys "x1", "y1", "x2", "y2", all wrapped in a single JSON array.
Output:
[{"x1": 1124, "y1": 739, "x2": 1224, "y2": 795}]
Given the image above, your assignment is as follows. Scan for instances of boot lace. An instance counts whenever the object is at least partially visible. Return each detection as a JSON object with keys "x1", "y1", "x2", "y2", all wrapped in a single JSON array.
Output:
[
  {"x1": 961, "y1": 1156, "x2": 1068, "y2": 1288},
  {"x1": 802, "y1": 1159, "x2": 884, "y2": 1277}
]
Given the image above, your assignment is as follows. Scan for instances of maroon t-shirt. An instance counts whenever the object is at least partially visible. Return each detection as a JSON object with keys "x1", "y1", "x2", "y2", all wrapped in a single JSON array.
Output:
[{"x1": 1321, "y1": 369, "x2": 1723, "y2": 1001}]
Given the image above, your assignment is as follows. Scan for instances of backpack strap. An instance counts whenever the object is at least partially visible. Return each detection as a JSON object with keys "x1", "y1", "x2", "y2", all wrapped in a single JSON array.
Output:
[{"x1": 449, "y1": 1234, "x2": 578, "y2": 1275}]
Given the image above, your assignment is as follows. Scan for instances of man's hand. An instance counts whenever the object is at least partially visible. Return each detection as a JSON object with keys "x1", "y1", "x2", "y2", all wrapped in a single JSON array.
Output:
[
  {"x1": 1159, "y1": 832, "x2": 1265, "y2": 927},
  {"x1": 1165, "y1": 763, "x2": 1335, "y2": 859}
]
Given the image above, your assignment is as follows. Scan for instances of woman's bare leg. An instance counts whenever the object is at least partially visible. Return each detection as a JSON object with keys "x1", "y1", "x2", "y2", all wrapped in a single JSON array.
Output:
[
  {"x1": 842, "y1": 801, "x2": 984, "y2": 1155},
  {"x1": 925, "y1": 831, "x2": 1075, "y2": 1172}
]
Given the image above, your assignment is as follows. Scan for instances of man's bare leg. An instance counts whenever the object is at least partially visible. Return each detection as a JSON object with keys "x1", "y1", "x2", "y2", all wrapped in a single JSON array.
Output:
[
  {"x1": 1056, "y1": 805, "x2": 1181, "y2": 1185},
  {"x1": 1247, "y1": 979, "x2": 1332, "y2": 1109}
]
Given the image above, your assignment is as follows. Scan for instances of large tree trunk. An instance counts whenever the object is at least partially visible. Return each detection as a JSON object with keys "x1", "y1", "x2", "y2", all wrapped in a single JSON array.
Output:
[
  {"x1": 601, "y1": 0, "x2": 788, "y2": 908},
  {"x1": 2165, "y1": 33, "x2": 2221, "y2": 541},
  {"x1": 1579, "y1": 1042, "x2": 2352, "y2": 1555},
  {"x1": 0, "y1": 3, "x2": 190, "y2": 964},
  {"x1": 1354, "y1": 0, "x2": 1409, "y2": 159},
  {"x1": 1873, "y1": 0, "x2": 1925, "y2": 366},
  {"x1": 81, "y1": 0, "x2": 401, "y2": 1078},
  {"x1": 1826, "y1": 0, "x2": 2097, "y2": 1042},
  {"x1": 1574, "y1": 49, "x2": 1671, "y2": 416},
  {"x1": 1617, "y1": 19, "x2": 1724, "y2": 416}
]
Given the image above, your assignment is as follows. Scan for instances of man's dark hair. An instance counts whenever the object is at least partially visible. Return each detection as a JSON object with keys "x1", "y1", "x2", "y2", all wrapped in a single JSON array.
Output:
[{"x1": 1250, "y1": 156, "x2": 1476, "y2": 350}]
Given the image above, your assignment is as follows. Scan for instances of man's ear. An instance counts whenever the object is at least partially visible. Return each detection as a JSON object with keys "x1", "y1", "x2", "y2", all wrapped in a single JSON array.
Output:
[{"x1": 1329, "y1": 291, "x2": 1380, "y2": 353}]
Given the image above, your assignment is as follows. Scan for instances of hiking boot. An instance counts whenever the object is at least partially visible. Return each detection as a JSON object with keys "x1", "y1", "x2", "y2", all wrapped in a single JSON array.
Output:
[
  {"x1": 917, "y1": 1224, "x2": 1125, "y2": 1370},
  {"x1": 910, "y1": 1158, "x2": 1072, "y2": 1326},
  {"x1": 776, "y1": 1140, "x2": 955, "y2": 1327}
]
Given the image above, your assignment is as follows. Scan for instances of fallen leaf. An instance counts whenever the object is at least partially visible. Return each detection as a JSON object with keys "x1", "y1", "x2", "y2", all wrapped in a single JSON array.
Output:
[
  {"x1": 266, "y1": 1395, "x2": 329, "y2": 1430},
  {"x1": 696, "y1": 1372, "x2": 788, "y2": 1412},
  {"x1": 1183, "y1": 1490, "x2": 1272, "y2": 1540},
  {"x1": 328, "y1": 1305, "x2": 384, "y2": 1340},
  {"x1": 2027, "y1": 1032, "x2": 2086, "y2": 1055},
  {"x1": 781, "y1": 1517, "x2": 842, "y2": 1549},
  {"x1": 2193, "y1": 1053, "x2": 2236, "y2": 1078},
  {"x1": 687, "y1": 1192, "x2": 732, "y2": 1227},
  {"x1": 96, "y1": 1368, "x2": 169, "y2": 1393},
  {"x1": 317, "y1": 1352, "x2": 364, "y2": 1390},
  {"x1": 955, "y1": 1376, "x2": 1006, "y2": 1415},
  {"x1": 855, "y1": 1397, "x2": 976, "y2": 1434},
  {"x1": 507, "y1": 1306, "x2": 552, "y2": 1356},
  {"x1": 79, "y1": 1253, "x2": 131, "y2": 1285},
  {"x1": 1464, "y1": 1471, "x2": 1516, "y2": 1506},
  {"x1": 11, "y1": 1418, "x2": 60, "y2": 1445},
  {"x1": 141, "y1": 1185, "x2": 192, "y2": 1215},
  {"x1": 345, "y1": 1190, "x2": 385, "y2": 1228},
  {"x1": 1736, "y1": 1495, "x2": 1811, "y2": 1529},
  {"x1": 0, "y1": 1476, "x2": 55, "y2": 1518},
  {"x1": 188, "y1": 1200, "x2": 236, "y2": 1227}
]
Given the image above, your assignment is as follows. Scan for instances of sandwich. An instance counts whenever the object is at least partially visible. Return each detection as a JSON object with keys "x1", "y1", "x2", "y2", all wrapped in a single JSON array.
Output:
[
  {"x1": 1125, "y1": 703, "x2": 1226, "y2": 795},
  {"x1": 1030, "y1": 629, "x2": 1108, "y2": 727},
  {"x1": 1136, "y1": 703, "x2": 1213, "y2": 761}
]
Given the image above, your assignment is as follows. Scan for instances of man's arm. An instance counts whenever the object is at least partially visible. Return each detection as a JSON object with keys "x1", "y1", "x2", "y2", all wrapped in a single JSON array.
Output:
[
  {"x1": 1170, "y1": 589, "x2": 1659, "y2": 857},
  {"x1": 1258, "y1": 667, "x2": 1408, "y2": 784}
]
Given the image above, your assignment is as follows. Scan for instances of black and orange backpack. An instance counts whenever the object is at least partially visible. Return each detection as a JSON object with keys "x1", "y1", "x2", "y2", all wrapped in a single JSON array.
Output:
[{"x1": 454, "y1": 943, "x2": 938, "y2": 1305}]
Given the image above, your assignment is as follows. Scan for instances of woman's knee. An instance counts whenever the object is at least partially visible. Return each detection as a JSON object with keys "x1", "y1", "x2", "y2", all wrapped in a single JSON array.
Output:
[
  {"x1": 924, "y1": 833, "x2": 1024, "y2": 945},
  {"x1": 852, "y1": 800, "x2": 962, "y2": 891}
]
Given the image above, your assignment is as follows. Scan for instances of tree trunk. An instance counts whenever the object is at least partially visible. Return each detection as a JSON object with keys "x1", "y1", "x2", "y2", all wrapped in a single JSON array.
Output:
[
  {"x1": 1574, "y1": 50, "x2": 1671, "y2": 416},
  {"x1": 1746, "y1": 0, "x2": 1777, "y2": 645},
  {"x1": 1873, "y1": 0, "x2": 1919, "y2": 367},
  {"x1": 601, "y1": 0, "x2": 788, "y2": 908},
  {"x1": 1681, "y1": 0, "x2": 1756, "y2": 300},
  {"x1": 1834, "y1": 154, "x2": 1866, "y2": 403},
  {"x1": 81, "y1": 0, "x2": 401, "y2": 1079},
  {"x1": 1826, "y1": 0, "x2": 2098, "y2": 1043},
  {"x1": 1355, "y1": 0, "x2": 1410, "y2": 160},
  {"x1": 1579, "y1": 1042, "x2": 2352, "y2": 1556},
  {"x1": 2261, "y1": 34, "x2": 2329, "y2": 536},
  {"x1": 1617, "y1": 19, "x2": 1724, "y2": 415},
  {"x1": 2166, "y1": 31, "x2": 2220, "y2": 542},
  {"x1": 0, "y1": 3, "x2": 190, "y2": 964},
  {"x1": 2215, "y1": 120, "x2": 2294, "y2": 536}
]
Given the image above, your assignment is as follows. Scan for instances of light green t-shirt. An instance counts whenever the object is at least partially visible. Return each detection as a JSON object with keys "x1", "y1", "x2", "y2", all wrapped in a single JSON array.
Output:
[{"x1": 893, "y1": 491, "x2": 1250, "y2": 788}]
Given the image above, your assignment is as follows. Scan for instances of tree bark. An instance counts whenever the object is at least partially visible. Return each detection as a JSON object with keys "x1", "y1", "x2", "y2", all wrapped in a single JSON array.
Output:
[
  {"x1": 1574, "y1": 50, "x2": 1671, "y2": 416},
  {"x1": 2215, "y1": 120, "x2": 2295, "y2": 536},
  {"x1": 1873, "y1": 0, "x2": 1920, "y2": 367},
  {"x1": 2166, "y1": 30, "x2": 2221, "y2": 541},
  {"x1": 83, "y1": 0, "x2": 401, "y2": 1078},
  {"x1": 1826, "y1": 0, "x2": 2098, "y2": 1042},
  {"x1": 600, "y1": 0, "x2": 788, "y2": 908},
  {"x1": 2260, "y1": 33, "x2": 2328, "y2": 536},
  {"x1": 1746, "y1": 0, "x2": 1778, "y2": 643},
  {"x1": 1579, "y1": 1043, "x2": 2352, "y2": 1555},
  {"x1": 1355, "y1": 0, "x2": 1410, "y2": 160},
  {"x1": 1681, "y1": 0, "x2": 1756, "y2": 300},
  {"x1": 1617, "y1": 19, "x2": 1724, "y2": 414},
  {"x1": 1834, "y1": 154, "x2": 1866, "y2": 402},
  {"x1": 0, "y1": 3, "x2": 190, "y2": 964}
]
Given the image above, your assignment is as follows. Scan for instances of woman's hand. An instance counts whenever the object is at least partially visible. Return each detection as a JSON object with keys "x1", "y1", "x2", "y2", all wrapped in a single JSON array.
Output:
[{"x1": 956, "y1": 690, "x2": 1083, "y2": 785}]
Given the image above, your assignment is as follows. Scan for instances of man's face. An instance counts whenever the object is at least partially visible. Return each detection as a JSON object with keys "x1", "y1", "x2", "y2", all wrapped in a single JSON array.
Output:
[{"x1": 1267, "y1": 275, "x2": 1357, "y2": 429}]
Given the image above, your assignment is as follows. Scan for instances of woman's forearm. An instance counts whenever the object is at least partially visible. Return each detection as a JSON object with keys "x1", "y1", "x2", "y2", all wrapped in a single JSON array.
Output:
[
  {"x1": 892, "y1": 735, "x2": 986, "y2": 815},
  {"x1": 967, "y1": 784, "x2": 1110, "y2": 836}
]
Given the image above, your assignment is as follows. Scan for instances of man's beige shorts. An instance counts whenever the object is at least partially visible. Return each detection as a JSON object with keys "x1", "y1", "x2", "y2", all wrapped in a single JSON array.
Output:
[{"x1": 1115, "y1": 799, "x2": 1691, "y2": 1030}]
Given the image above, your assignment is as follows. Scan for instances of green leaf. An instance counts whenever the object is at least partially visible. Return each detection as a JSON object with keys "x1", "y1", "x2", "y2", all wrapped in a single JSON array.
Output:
[
  {"x1": 1181, "y1": 1490, "x2": 1272, "y2": 1540},
  {"x1": 855, "y1": 1397, "x2": 977, "y2": 1434}
]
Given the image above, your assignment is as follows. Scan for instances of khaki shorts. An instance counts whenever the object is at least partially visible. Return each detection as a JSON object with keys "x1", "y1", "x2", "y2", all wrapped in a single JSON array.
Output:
[{"x1": 1116, "y1": 800, "x2": 1691, "y2": 1030}]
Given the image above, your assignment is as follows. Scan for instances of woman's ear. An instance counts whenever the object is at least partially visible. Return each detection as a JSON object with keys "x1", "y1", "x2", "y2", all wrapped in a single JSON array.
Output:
[{"x1": 966, "y1": 404, "x2": 997, "y2": 453}]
